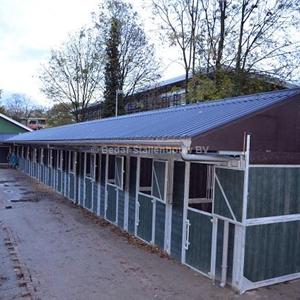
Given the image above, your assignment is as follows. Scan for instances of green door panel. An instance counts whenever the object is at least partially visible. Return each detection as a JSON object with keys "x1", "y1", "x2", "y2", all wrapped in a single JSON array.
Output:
[
  {"x1": 106, "y1": 184, "x2": 117, "y2": 222},
  {"x1": 185, "y1": 210, "x2": 212, "y2": 274},
  {"x1": 137, "y1": 193, "x2": 153, "y2": 243}
]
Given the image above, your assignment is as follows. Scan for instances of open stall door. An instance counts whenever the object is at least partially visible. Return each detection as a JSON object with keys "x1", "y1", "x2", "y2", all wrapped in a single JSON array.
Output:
[
  {"x1": 185, "y1": 209, "x2": 213, "y2": 274},
  {"x1": 184, "y1": 163, "x2": 214, "y2": 275}
]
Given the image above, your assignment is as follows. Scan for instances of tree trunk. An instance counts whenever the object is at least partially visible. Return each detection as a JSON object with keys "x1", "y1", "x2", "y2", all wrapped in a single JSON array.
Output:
[
  {"x1": 235, "y1": 0, "x2": 247, "y2": 94},
  {"x1": 216, "y1": 0, "x2": 227, "y2": 86}
]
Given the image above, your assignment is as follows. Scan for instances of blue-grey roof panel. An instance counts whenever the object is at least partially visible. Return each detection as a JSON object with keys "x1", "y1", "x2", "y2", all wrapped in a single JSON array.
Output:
[
  {"x1": 7, "y1": 88, "x2": 300, "y2": 143},
  {"x1": 0, "y1": 134, "x2": 17, "y2": 142}
]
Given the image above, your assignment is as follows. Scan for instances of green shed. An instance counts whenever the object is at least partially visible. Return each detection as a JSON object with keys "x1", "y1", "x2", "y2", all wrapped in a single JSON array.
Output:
[{"x1": 0, "y1": 113, "x2": 31, "y2": 164}]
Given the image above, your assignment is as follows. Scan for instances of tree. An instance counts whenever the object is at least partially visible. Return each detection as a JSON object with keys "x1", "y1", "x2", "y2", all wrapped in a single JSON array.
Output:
[
  {"x1": 186, "y1": 70, "x2": 284, "y2": 103},
  {"x1": 4, "y1": 93, "x2": 36, "y2": 122},
  {"x1": 47, "y1": 103, "x2": 74, "y2": 127},
  {"x1": 154, "y1": 0, "x2": 300, "y2": 101},
  {"x1": 197, "y1": 0, "x2": 300, "y2": 92},
  {"x1": 95, "y1": 0, "x2": 160, "y2": 117},
  {"x1": 0, "y1": 90, "x2": 5, "y2": 114},
  {"x1": 232, "y1": 0, "x2": 300, "y2": 92},
  {"x1": 39, "y1": 28, "x2": 104, "y2": 122},
  {"x1": 102, "y1": 18, "x2": 122, "y2": 117},
  {"x1": 153, "y1": 0, "x2": 200, "y2": 94}
]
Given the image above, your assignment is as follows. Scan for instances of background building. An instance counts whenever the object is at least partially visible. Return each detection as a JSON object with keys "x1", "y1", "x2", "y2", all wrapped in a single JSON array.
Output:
[
  {"x1": 77, "y1": 75, "x2": 187, "y2": 121},
  {"x1": 77, "y1": 72, "x2": 297, "y2": 122}
]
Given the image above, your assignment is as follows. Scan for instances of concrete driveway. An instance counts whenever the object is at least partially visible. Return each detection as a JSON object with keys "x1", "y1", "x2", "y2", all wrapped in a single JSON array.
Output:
[{"x1": 0, "y1": 168, "x2": 299, "y2": 300}]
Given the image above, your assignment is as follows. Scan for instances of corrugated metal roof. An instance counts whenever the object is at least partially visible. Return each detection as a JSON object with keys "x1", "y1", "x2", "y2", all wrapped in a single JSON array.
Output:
[
  {"x1": 7, "y1": 88, "x2": 300, "y2": 144},
  {"x1": 0, "y1": 134, "x2": 17, "y2": 142}
]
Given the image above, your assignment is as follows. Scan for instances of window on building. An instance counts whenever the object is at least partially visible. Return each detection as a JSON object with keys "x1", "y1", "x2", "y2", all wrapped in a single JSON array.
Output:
[
  {"x1": 51, "y1": 150, "x2": 57, "y2": 168},
  {"x1": 70, "y1": 151, "x2": 74, "y2": 171},
  {"x1": 115, "y1": 156, "x2": 124, "y2": 189},
  {"x1": 63, "y1": 151, "x2": 69, "y2": 171},
  {"x1": 139, "y1": 158, "x2": 152, "y2": 194},
  {"x1": 79, "y1": 153, "x2": 84, "y2": 177},
  {"x1": 57, "y1": 150, "x2": 63, "y2": 170},
  {"x1": 38, "y1": 148, "x2": 43, "y2": 164},
  {"x1": 33, "y1": 148, "x2": 37, "y2": 163},
  {"x1": 85, "y1": 153, "x2": 95, "y2": 179},
  {"x1": 139, "y1": 158, "x2": 167, "y2": 201},
  {"x1": 188, "y1": 163, "x2": 213, "y2": 213},
  {"x1": 49, "y1": 150, "x2": 53, "y2": 167},
  {"x1": 43, "y1": 149, "x2": 48, "y2": 166},
  {"x1": 69, "y1": 151, "x2": 77, "y2": 173},
  {"x1": 108, "y1": 155, "x2": 116, "y2": 184},
  {"x1": 76, "y1": 153, "x2": 81, "y2": 176},
  {"x1": 26, "y1": 147, "x2": 30, "y2": 160},
  {"x1": 86, "y1": 153, "x2": 91, "y2": 177},
  {"x1": 152, "y1": 160, "x2": 167, "y2": 201},
  {"x1": 95, "y1": 154, "x2": 101, "y2": 183}
]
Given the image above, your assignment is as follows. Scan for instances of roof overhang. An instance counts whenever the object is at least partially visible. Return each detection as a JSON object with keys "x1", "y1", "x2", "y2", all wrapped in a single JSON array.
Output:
[{"x1": 7, "y1": 138, "x2": 192, "y2": 150}]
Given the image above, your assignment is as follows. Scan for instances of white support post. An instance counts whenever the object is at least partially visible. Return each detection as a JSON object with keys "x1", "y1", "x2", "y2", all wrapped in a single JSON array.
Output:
[
  {"x1": 242, "y1": 135, "x2": 251, "y2": 222},
  {"x1": 115, "y1": 186, "x2": 119, "y2": 225},
  {"x1": 78, "y1": 153, "x2": 82, "y2": 204},
  {"x1": 181, "y1": 161, "x2": 190, "y2": 264},
  {"x1": 164, "y1": 159, "x2": 174, "y2": 254},
  {"x1": 97, "y1": 153, "x2": 101, "y2": 216},
  {"x1": 234, "y1": 134, "x2": 251, "y2": 292},
  {"x1": 75, "y1": 152, "x2": 78, "y2": 204},
  {"x1": 104, "y1": 154, "x2": 109, "y2": 219},
  {"x1": 210, "y1": 216, "x2": 218, "y2": 282},
  {"x1": 220, "y1": 220, "x2": 229, "y2": 287},
  {"x1": 232, "y1": 224, "x2": 244, "y2": 290},
  {"x1": 134, "y1": 157, "x2": 141, "y2": 236},
  {"x1": 83, "y1": 152, "x2": 87, "y2": 208},
  {"x1": 68, "y1": 151, "x2": 72, "y2": 198},
  {"x1": 90, "y1": 153, "x2": 95, "y2": 212},
  {"x1": 124, "y1": 155, "x2": 130, "y2": 231}
]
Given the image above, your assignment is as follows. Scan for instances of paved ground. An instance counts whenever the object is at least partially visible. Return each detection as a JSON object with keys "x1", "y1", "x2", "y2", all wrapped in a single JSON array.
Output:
[{"x1": 0, "y1": 168, "x2": 300, "y2": 300}]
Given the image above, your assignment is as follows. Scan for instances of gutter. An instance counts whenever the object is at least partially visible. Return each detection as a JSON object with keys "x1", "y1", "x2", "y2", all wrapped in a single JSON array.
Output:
[
  {"x1": 8, "y1": 138, "x2": 190, "y2": 149},
  {"x1": 180, "y1": 141, "x2": 242, "y2": 167}
]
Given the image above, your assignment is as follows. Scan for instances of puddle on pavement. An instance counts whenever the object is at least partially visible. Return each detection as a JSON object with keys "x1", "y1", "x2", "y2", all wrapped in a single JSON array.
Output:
[
  {"x1": 22, "y1": 191, "x2": 34, "y2": 195},
  {"x1": 0, "y1": 275, "x2": 8, "y2": 285},
  {"x1": 10, "y1": 198, "x2": 39, "y2": 203}
]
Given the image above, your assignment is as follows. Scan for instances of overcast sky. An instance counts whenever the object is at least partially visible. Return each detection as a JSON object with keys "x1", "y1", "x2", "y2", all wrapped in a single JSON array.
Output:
[{"x1": 0, "y1": 0, "x2": 182, "y2": 106}]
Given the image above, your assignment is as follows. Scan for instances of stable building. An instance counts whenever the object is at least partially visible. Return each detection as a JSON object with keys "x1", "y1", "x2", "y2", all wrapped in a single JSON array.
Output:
[
  {"x1": 0, "y1": 113, "x2": 31, "y2": 164},
  {"x1": 6, "y1": 88, "x2": 300, "y2": 293}
]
